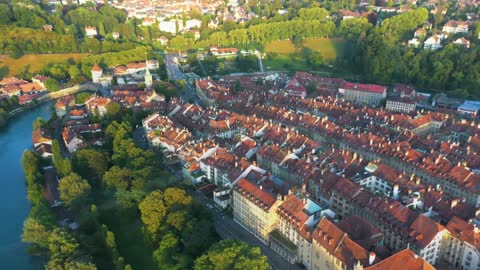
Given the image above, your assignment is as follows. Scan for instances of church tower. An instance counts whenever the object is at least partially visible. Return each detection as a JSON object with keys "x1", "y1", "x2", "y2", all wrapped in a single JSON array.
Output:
[
  {"x1": 145, "y1": 62, "x2": 153, "y2": 89},
  {"x1": 91, "y1": 63, "x2": 102, "y2": 83}
]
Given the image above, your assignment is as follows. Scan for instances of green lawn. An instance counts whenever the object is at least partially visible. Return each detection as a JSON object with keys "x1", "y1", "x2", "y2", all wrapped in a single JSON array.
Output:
[
  {"x1": 303, "y1": 38, "x2": 346, "y2": 60},
  {"x1": 263, "y1": 54, "x2": 310, "y2": 72},
  {"x1": 264, "y1": 38, "x2": 346, "y2": 62},
  {"x1": 0, "y1": 53, "x2": 88, "y2": 76}
]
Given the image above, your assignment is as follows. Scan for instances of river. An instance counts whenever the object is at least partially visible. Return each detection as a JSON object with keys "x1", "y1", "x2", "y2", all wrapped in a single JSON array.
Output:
[{"x1": 0, "y1": 102, "x2": 53, "y2": 270}]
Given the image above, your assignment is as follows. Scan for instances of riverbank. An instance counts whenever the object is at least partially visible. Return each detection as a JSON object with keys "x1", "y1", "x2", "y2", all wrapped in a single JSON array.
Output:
[
  {"x1": 0, "y1": 101, "x2": 53, "y2": 270},
  {"x1": 5, "y1": 83, "x2": 96, "y2": 122}
]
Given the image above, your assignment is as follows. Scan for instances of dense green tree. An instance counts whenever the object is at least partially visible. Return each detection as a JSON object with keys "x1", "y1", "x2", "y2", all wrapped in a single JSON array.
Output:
[
  {"x1": 139, "y1": 190, "x2": 166, "y2": 236},
  {"x1": 32, "y1": 117, "x2": 45, "y2": 130},
  {"x1": 194, "y1": 240, "x2": 269, "y2": 270},
  {"x1": 68, "y1": 65, "x2": 82, "y2": 79},
  {"x1": 45, "y1": 78, "x2": 60, "y2": 92},
  {"x1": 73, "y1": 149, "x2": 110, "y2": 185},
  {"x1": 106, "y1": 102, "x2": 122, "y2": 120},
  {"x1": 102, "y1": 166, "x2": 134, "y2": 191},
  {"x1": 0, "y1": 108, "x2": 7, "y2": 128},
  {"x1": 181, "y1": 219, "x2": 217, "y2": 257},
  {"x1": 380, "y1": 8, "x2": 428, "y2": 42},
  {"x1": 76, "y1": 93, "x2": 92, "y2": 104},
  {"x1": 52, "y1": 140, "x2": 72, "y2": 177},
  {"x1": 0, "y1": 4, "x2": 13, "y2": 24},
  {"x1": 22, "y1": 217, "x2": 52, "y2": 250},
  {"x1": 297, "y1": 7, "x2": 329, "y2": 21},
  {"x1": 22, "y1": 150, "x2": 44, "y2": 204},
  {"x1": 58, "y1": 173, "x2": 91, "y2": 208},
  {"x1": 152, "y1": 233, "x2": 189, "y2": 270}
]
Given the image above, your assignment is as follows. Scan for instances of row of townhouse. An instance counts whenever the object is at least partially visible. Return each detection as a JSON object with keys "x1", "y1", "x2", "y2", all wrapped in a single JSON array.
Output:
[{"x1": 231, "y1": 175, "x2": 436, "y2": 270}]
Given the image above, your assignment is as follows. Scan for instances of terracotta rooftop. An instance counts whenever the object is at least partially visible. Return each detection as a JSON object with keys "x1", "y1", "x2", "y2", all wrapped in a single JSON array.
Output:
[
  {"x1": 235, "y1": 178, "x2": 276, "y2": 210},
  {"x1": 32, "y1": 128, "x2": 52, "y2": 145},
  {"x1": 91, "y1": 63, "x2": 102, "y2": 72},
  {"x1": 364, "y1": 249, "x2": 435, "y2": 270},
  {"x1": 313, "y1": 217, "x2": 378, "y2": 268},
  {"x1": 446, "y1": 216, "x2": 480, "y2": 252},
  {"x1": 340, "y1": 81, "x2": 386, "y2": 94}
]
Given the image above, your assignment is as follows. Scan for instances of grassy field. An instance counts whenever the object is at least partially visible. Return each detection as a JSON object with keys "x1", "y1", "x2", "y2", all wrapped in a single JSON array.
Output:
[
  {"x1": 263, "y1": 54, "x2": 310, "y2": 72},
  {"x1": 0, "y1": 53, "x2": 88, "y2": 76},
  {"x1": 265, "y1": 38, "x2": 346, "y2": 61}
]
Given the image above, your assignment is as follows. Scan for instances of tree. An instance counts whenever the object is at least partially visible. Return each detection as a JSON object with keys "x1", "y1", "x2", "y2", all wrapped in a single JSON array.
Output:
[
  {"x1": 32, "y1": 117, "x2": 45, "y2": 130},
  {"x1": 102, "y1": 166, "x2": 134, "y2": 191},
  {"x1": 194, "y1": 240, "x2": 269, "y2": 270},
  {"x1": 152, "y1": 233, "x2": 190, "y2": 270},
  {"x1": 68, "y1": 65, "x2": 82, "y2": 79},
  {"x1": 22, "y1": 217, "x2": 52, "y2": 250},
  {"x1": 181, "y1": 219, "x2": 217, "y2": 257},
  {"x1": 0, "y1": 4, "x2": 12, "y2": 24},
  {"x1": 52, "y1": 140, "x2": 72, "y2": 177},
  {"x1": 76, "y1": 93, "x2": 92, "y2": 104},
  {"x1": 45, "y1": 78, "x2": 60, "y2": 92},
  {"x1": 73, "y1": 149, "x2": 110, "y2": 185},
  {"x1": 58, "y1": 173, "x2": 91, "y2": 209},
  {"x1": 106, "y1": 102, "x2": 121, "y2": 120},
  {"x1": 163, "y1": 188, "x2": 192, "y2": 208},
  {"x1": 0, "y1": 108, "x2": 7, "y2": 128},
  {"x1": 139, "y1": 191, "x2": 166, "y2": 237}
]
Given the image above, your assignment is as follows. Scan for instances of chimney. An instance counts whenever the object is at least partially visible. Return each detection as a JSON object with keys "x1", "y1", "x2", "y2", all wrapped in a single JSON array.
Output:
[
  {"x1": 369, "y1": 252, "x2": 376, "y2": 265},
  {"x1": 451, "y1": 199, "x2": 459, "y2": 209},
  {"x1": 393, "y1": 184, "x2": 399, "y2": 200}
]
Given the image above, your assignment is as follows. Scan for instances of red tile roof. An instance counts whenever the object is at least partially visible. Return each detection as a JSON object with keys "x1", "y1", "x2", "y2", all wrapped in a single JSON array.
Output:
[
  {"x1": 364, "y1": 249, "x2": 435, "y2": 270},
  {"x1": 340, "y1": 82, "x2": 386, "y2": 94},
  {"x1": 235, "y1": 178, "x2": 276, "y2": 210},
  {"x1": 91, "y1": 64, "x2": 102, "y2": 72},
  {"x1": 313, "y1": 217, "x2": 377, "y2": 268},
  {"x1": 446, "y1": 217, "x2": 480, "y2": 251}
]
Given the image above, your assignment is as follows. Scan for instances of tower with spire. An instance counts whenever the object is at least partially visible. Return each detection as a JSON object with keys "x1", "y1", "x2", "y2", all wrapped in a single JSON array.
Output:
[
  {"x1": 91, "y1": 63, "x2": 102, "y2": 83},
  {"x1": 144, "y1": 53, "x2": 153, "y2": 89}
]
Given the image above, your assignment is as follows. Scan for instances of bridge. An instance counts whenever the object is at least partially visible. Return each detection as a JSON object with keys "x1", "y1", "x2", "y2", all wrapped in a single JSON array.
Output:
[
  {"x1": 8, "y1": 83, "x2": 98, "y2": 118},
  {"x1": 37, "y1": 83, "x2": 98, "y2": 102}
]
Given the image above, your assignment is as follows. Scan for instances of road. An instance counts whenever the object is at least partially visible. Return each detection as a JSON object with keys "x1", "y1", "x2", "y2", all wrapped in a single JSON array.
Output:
[
  {"x1": 162, "y1": 53, "x2": 203, "y2": 105},
  {"x1": 188, "y1": 190, "x2": 299, "y2": 270}
]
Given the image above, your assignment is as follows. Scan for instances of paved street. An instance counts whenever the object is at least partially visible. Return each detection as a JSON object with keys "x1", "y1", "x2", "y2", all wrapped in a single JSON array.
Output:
[
  {"x1": 162, "y1": 53, "x2": 298, "y2": 269},
  {"x1": 188, "y1": 190, "x2": 299, "y2": 270},
  {"x1": 163, "y1": 53, "x2": 202, "y2": 105}
]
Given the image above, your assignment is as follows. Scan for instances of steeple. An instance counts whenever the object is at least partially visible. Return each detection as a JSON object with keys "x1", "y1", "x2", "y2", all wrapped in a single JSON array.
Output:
[{"x1": 144, "y1": 53, "x2": 153, "y2": 89}]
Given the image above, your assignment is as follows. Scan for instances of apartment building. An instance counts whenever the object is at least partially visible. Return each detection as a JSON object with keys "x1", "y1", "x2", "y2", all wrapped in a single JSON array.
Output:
[
  {"x1": 339, "y1": 82, "x2": 387, "y2": 106},
  {"x1": 270, "y1": 193, "x2": 321, "y2": 267},
  {"x1": 444, "y1": 217, "x2": 480, "y2": 270},
  {"x1": 232, "y1": 178, "x2": 281, "y2": 244},
  {"x1": 311, "y1": 217, "x2": 378, "y2": 270}
]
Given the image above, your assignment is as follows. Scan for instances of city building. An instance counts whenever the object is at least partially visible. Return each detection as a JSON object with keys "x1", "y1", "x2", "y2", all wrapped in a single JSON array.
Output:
[
  {"x1": 442, "y1": 20, "x2": 469, "y2": 34},
  {"x1": 339, "y1": 82, "x2": 387, "y2": 106},
  {"x1": 311, "y1": 217, "x2": 379, "y2": 270},
  {"x1": 363, "y1": 249, "x2": 434, "y2": 270},
  {"x1": 454, "y1": 37, "x2": 471, "y2": 48},
  {"x1": 232, "y1": 178, "x2": 281, "y2": 244},
  {"x1": 444, "y1": 217, "x2": 480, "y2": 270},
  {"x1": 85, "y1": 96, "x2": 111, "y2": 117},
  {"x1": 85, "y1": 26, "x2": 98, "y2": 37},
  {"x1": 424, "y1": 35, "x2": 445, "y2": 50},
  {"x1": 210, "y1": 46, "x2": 238, "y2": 57},
  {"x1": 270, "y1": 193, "x2": 321, "y2": 267},
  {"x1": 385, "y1": 84, "x2": 416, "y2": 113}
]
